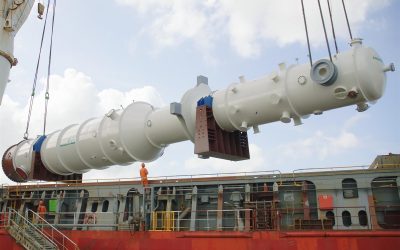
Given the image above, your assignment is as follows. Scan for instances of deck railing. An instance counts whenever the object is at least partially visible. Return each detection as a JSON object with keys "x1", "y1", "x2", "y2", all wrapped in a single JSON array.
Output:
[
  {"x1": 12, "y1": 204, "x2": 399, "y2": 232},
  {"x1": 1, "y1": 169, "x2": 284, "y2": 188},
  {"x1": 26, "y1": 209, "x2": 79, "y2": 250},
  {"x1": 6, "y1": 208, "x2": 58, "y2": 249}
]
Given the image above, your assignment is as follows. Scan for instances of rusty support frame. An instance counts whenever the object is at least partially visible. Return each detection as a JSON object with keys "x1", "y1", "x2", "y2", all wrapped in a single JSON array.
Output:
[{"x1": 194, "y1": 105, "x2": 249, "y2": 161}]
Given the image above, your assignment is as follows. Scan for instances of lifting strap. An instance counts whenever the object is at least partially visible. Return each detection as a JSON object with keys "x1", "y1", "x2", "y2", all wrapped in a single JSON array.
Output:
[
  {"x1": 23, "y1": 0, "x2": 56, "y2": 139},
  {"x1": 43, "y1": 0, "x2": 56, "y2": 136}
]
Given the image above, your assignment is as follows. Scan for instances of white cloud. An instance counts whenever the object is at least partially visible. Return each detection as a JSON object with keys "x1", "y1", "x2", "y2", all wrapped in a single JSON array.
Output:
[
  {"x1": 116, "y1": 0, "x2": 391, "y2": 58},
  {"x1": 98, "y1": 86, "x2": 165, "y2": 111},
  {"x1": 343, "y1": 113, "x2": 368, "y2": 131},
  {"x1": 0, "y1": 68, "x2": 164, "y2": 184},
  {"x1": 184, "y1": 143, "x2": 266, "y2": 173},
  {"x1": 276, "y1": 130, "x2": 359, "y2": 162}
]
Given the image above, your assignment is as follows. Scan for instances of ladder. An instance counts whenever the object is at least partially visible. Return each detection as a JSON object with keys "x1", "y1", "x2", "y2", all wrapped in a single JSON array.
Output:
[
  {"x1": 5, "y1": 208, "x2": 79, "y2": 250},
  {"x1": 254, "y1": 201, "x2": 273, "y2": 230}
]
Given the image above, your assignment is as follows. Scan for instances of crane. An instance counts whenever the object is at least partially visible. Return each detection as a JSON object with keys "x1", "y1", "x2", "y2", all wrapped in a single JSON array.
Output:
[{"x1": 0, "y1": 0, "x2": 34, "y2": 105}]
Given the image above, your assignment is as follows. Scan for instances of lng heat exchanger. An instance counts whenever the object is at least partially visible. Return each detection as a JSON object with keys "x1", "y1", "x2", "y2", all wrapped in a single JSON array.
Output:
[{"x1": 2, "y1": 39, "x2": 395, "y2": 182}]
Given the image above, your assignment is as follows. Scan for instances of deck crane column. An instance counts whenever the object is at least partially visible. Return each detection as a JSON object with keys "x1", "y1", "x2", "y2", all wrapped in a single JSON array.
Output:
[
  {"x1": 0, "y1": 0, "x2": 35, "y2": 104},
  {"x1": 2, "y1": 40, "x2": 395, "y2": 182}
]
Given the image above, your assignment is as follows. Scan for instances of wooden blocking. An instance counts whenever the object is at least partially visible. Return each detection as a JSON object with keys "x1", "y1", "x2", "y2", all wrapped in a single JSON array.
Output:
[{"x1": 194, "y1": 105, "x2": 250, "y2": 161}]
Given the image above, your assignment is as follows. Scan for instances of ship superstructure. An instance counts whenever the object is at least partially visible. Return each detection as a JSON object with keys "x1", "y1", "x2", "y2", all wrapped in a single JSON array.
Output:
[{"x1": 0, "y1": 154, "x2": 399, "y2": 249}]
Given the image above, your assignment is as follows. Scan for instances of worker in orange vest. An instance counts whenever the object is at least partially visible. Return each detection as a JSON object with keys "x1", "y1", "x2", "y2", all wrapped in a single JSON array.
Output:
[
  {"x1": 37, "y1": 200, "x2": 47, "y2": 223},
  {"x1": 140, "y1": 163, "x2": 149, "y2": 186}
]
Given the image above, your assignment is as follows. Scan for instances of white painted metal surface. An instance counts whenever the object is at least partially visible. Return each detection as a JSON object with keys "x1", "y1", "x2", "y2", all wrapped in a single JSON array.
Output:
[
  {"x1": 0, "y1": 0, "x2": 34, "y2": 104},
  {"x1": 4, "y1": 36, "x2": 394, "y2": 178},
  {"x1": 212, "y1": 42, "x2": 387, "y2": 132},
  {"x1": 13, "y1": 139, "x2": 36, "y2": 175},
  {"x1": 37, "y1": 83, "x2": 211, "y2": 175}
]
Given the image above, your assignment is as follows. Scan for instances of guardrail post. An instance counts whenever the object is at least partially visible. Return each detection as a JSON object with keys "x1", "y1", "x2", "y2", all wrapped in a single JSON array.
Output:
[
  {"x1": 190, "y1": 186, "x2": 197, "y2": 231},
  {"x1": 217, "y1": 185, "x2": 223, "y2": 231},
  {"x1": 206, "y1": 210, "x2": 209, "y2": 231},
  {"x1": 244, "y1": 184, "x2": 251, "y2": 232},
  {"x1": 7, "y1": 209, "x2": 11, "y2": 226},
  {"x1": 177, "y1": 211, "x2": 180, "y2": 231}
]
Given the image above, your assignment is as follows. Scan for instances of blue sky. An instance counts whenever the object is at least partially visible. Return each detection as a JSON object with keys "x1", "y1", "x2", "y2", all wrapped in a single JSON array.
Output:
[{"x1": 0, "y1": 0, "x2": 399, "y2": 183}]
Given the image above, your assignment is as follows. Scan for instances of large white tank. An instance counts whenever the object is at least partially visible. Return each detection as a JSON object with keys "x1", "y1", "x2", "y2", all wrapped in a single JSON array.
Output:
[
  {"x1": 2, "y1": 40, "x2": 395, "y2": 182},
  {"x1": 212, "y1": 39, "x2": 393, "y2": 131}
]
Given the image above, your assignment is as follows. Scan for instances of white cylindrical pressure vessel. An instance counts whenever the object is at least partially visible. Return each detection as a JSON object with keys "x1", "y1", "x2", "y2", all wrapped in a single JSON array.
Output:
[
  {"x1": 9, "y1": 83, "x2": 210, "y2": 177},
  {"x1": 0, "y1": 0, "x2": 34, "y2": 104},
  {"x1": 40, "y1": 102, "x2": 165, "y2": 175},
  {"x1": 145, "y1": 106, "x2": 188, "y2": 147},
  {"x1": 212, "y1": 43, "x2": 388, "y2": 132},
  {"x1": 42, "y1": 81, "x2": 212, "y2": 175},
  {"x1": 12, "y1": 139, "x2": 37, "y2": 178},
  {"x1": 2, "y1": 41, "x2": 393, "y2": 181}
]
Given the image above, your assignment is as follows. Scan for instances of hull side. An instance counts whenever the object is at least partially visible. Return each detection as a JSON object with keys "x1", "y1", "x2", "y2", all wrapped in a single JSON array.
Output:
[{"x1": 61, "y1": 230, "x2": 400, "y2": 250}]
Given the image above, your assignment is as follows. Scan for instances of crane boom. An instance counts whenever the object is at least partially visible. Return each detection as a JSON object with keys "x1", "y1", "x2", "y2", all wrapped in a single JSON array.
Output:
[{"x1": 0, "y1": 0, "x2": 35, "y2": 104}]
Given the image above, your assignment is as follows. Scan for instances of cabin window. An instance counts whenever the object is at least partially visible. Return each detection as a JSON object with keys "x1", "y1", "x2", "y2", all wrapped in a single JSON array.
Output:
[
  {"x1": 102, "y1": 200, "x2": 109, "y2": 212},
  {"x1": 326, "y1": 211, "x2": 335, "y2": 226},
  {"x1": 342, "y1": 178, "x2": 358, "y2": 198},
  {"x1": 358, "y1": 210, "x2": 368, "y2": 227},
  {"x1": 342, "y1": 210, "x2": 352, "y2": 227},
  {"x1": 91, "y1": 202, "x2": 98, "y2": 212}
]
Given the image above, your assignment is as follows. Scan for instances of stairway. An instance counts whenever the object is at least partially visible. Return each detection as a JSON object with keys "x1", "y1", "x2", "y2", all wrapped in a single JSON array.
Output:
[
  {"x1": 7, "y1": 222, "x2": 57, "y2": 250},
  {"x1": 6, "y1": 209, "x2": 57, "y2": 250}
]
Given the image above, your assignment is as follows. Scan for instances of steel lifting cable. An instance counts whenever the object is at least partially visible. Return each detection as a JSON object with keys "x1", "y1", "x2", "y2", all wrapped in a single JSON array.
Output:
[
  {"x1": 43, "y1": 0, "x2": 57, "y2": 136},
  {"x1": 23, "y1": 0, "x2": 51, "y2": 140},
  {"x1": 341, "y1": 0, "x2": 353, "y2": 40},
  {"x1": 327, "y1": 0, "x2": 339, "y2": 54},
  {"x1": 317, "y1": 0, "x2": 333, "y2": 62},
  {"x1": 300, "y1": 0, "x2": 313, "y2": 66}
]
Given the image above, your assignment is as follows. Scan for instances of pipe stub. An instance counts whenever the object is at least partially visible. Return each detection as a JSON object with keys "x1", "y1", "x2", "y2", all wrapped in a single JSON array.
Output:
[{"x1": 310, "y1": 59, "x2": 338, "y2": 86}]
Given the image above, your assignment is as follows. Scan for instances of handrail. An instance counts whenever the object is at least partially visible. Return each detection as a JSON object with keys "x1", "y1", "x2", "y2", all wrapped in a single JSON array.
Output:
[
  {"x1": 292, "y1": 165, "x2": 369, "y2": 183},
  {"x1": 27, "y1": 209, "x2": 79, "y2": 250},
  {"x1": 7, "y1": 208, "x2": 58, "y2": 249},
  {"x1": 0, "y1": 169, "x2": 284, "y2": 187},
  {"x1": 151, "y1": 209, "x2": 254, "y2": 232},
  {"x1": 1, "y1": 162, "x2": 398, "y2": 188},
  {"x1": 4, "y1": 204, "x2": 398, "y2": 232}
]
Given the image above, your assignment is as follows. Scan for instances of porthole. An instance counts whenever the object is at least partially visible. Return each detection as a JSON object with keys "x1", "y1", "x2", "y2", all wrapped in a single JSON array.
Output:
[
  {"x1": 326, "y1": 211, "x2": 335, "y2": 226},
  {"x1": 91, "y1": 202, "x2": 98, "y2": 213},
  {"x1": 102, "y1": 200, "x2": 109, "y2": 212},
  {"x1": 358, "y1": 210, "x2": 368, "y2": 227},
  {"x1": 342, "y1": 210, "x2": 352, "y2": 227}
]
